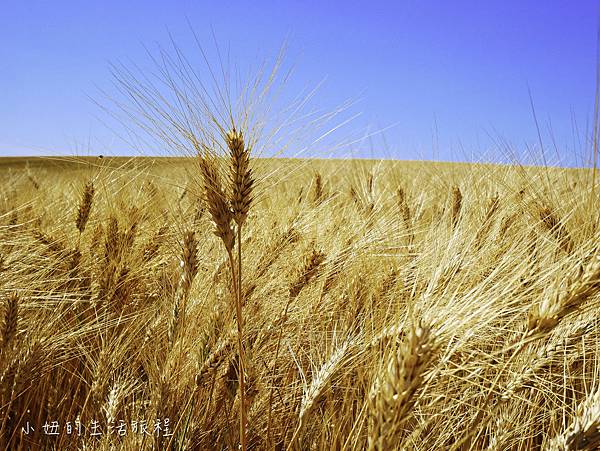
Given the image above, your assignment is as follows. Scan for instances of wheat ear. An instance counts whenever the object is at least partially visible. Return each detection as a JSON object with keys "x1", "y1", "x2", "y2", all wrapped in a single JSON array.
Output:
[
  {"x1": 75, "y1": 181, "x2": 95, "y2": 235},
  {"x1": 266, "y1": 246, "x2": 326, "y2": 446},
  {"x1": 0, "y1": 292, "x2": 18, "y2": 353},
  {"x1": 549, "y1": 388, "x2": 600, "y2": 450},
  {"x1": 539, "y1": 204, "x2": 574, "y2": 254},
  {"x1": 451, "y1": 186, "x2": 462, "y2": 229},
  {"x1": 368, "y1": 319, "x2": 438, "y2": 450},
  {"x1": 198, "y1": 153, "x2": 235, "y2": 253},
  {"x1": 527, "y1": 255, "x2": 600, "y2": 336},
  {"x1": 289, "y1": 337, "x2": 354, "y2": 447},
  {"x1": 227, "y1": 127, "x2": 254, "y2": 451}
]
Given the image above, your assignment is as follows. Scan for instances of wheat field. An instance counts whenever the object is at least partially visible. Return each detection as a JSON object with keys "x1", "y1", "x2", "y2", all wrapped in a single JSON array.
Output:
[{"x1": 0, "y1": 152, "x2": 598, "y2": 450}]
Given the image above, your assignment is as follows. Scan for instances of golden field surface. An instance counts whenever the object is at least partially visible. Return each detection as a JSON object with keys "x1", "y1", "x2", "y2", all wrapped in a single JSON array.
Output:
[{"x1": 0, "y1": 155, "x2": 599, "y2": 450}]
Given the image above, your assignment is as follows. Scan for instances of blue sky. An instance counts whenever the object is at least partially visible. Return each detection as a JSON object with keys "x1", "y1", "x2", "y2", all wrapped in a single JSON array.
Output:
[{"x1": 1, "y1": 1, "x2": 598, "y2": 165}]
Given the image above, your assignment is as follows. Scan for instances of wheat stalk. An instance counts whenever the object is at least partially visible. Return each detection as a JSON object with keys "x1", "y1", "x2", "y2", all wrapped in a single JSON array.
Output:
[
  {"x1": 198, "y1": 152, "x2": 235, "y2": 253},
  {"x1": 368, "y1": 319, "x2": 439, "y2": 450},
  {"x1": 549, "y1": 388, "x2": 600, "y2": 450},
  {"x1": 169, "y1": 231, "x2": 199, "y2": 348},
  {"x1": 538, "y1": 204, "x2": 574, "y2": 254},
  {"x1": 474, "y1": 194, "x2": 500, "y2": 248},
  {"x1": 196, "y1": 334, "x2": 235, "y2": 386},
  {"x1": 197, "y1": 127, "x2": 254, "y2": 451},
  {"x1": 75, "y1": 181, "x2": 95, "y2": 235},
  {"x1": 0, "y1": 293, "x2": 18, "y2": 354},
  {"x1": 226, "y1": 127, "x2": 254, "y2": 451},
  {"x1": 289, "y1": 247, "x2": 326, "y2": 299},
  {"x1": 289, "y1": 336, "x2": 354, "y2": 447},
  {"x1": 397, "y1": 188, "x2": 413, "y2": 246},
  {"x1": 451, "y1": 186, "x2": 462, "y2": 229},
  {"x1": 527, "y1": 255, "x2": 600, "y2": 336}
]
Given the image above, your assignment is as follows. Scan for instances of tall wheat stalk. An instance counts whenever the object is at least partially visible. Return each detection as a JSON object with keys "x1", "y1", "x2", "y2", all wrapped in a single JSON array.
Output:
[
  {"x1": 198, "y1": 127, "x2": 254, "y2": 451},
  {"x1": 227, "y1": 127, "x2": 254, "y2": 451}
]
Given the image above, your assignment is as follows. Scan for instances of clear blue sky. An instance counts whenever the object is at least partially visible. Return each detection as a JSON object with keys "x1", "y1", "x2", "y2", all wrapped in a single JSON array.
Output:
[{"x1": 1, "y1": 1, "x2": 598, "y2": 166}]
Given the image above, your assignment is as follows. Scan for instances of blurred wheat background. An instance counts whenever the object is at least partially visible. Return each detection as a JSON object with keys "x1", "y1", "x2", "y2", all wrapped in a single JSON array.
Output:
[{"x1": 0, "y1": 151, "x2": 599, "y2": 449}]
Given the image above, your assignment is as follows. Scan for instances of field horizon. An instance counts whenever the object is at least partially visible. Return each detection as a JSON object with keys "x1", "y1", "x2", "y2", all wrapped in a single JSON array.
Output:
[{"x1": 1, "y1": 154, "x2": 591, "y2": 171}]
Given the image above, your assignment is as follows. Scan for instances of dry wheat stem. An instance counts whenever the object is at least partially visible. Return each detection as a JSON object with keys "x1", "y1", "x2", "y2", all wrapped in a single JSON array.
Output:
[{"x1": 227, "y1": 127, "x2": 254, "y2": 451}]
